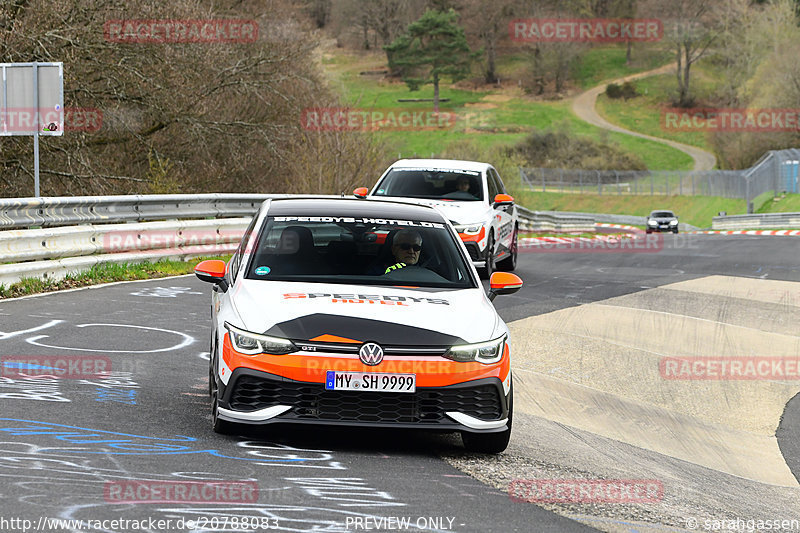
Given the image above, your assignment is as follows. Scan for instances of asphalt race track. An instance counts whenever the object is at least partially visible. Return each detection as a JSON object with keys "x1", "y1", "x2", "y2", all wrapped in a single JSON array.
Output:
[{"x1": 0, "y1": 233, "x2": 798, "y2": 533}]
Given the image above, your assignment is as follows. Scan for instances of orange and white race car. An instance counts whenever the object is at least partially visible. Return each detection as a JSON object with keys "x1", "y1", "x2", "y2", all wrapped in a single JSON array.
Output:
[
  {"x1": 195, "y1": 197, "x2": 522, "y2": 453},
  {"x1": 357, "y1": 159, "x2": 519, "y2": 279}
]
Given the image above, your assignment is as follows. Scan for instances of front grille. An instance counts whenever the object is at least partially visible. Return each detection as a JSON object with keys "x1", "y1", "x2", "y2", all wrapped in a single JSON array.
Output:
[{"x1": 227, "y1": 374, "x2": 503, "y2": 423}]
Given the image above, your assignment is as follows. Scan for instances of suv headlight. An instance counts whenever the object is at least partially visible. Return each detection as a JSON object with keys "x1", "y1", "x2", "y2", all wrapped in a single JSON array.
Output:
[
  {"x1": 225, "y1": 322, "x2": 297, "y2": 355},
  {"x1": 454, "y1": 223, "x2": 483, "y2": 235},
  {"x1": 647, "y1": 220, "x2": 658, "y2": 226},
  {"x1": 669, "y1": 220, "x2": 678, "y2": 226},
  {"x1": 444, "y1": 335, "x2": 506, "y2": 364}
]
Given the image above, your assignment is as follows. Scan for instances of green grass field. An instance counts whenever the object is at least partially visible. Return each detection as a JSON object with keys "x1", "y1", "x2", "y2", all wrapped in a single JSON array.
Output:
[
  {"x1": 323, "y1": 48, "x2": 693, "y2": 170},
  {"x1": 573, "y1": 45, "x2": 674, "y2": 89},
  {"x1": 594, "y1": 67, "x2": 722, "y2": 153}
]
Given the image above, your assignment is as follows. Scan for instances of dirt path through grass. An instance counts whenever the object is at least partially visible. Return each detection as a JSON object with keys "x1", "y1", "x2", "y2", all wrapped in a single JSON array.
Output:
[{"x1": 572, "y1": 63, "x2": 717, "y2": 171}]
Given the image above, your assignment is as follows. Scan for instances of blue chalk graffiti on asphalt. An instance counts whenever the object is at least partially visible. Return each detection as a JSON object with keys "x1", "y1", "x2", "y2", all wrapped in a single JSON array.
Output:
[
  {"x1": 2, "y1": 361, "x2": 58, "y2": 371},
  {"x1": 0, "y1": 419, "x2": 305, "y2": 463},
  {"x1": 94, "y1": 388, "x2": 137, "y2": 405}
]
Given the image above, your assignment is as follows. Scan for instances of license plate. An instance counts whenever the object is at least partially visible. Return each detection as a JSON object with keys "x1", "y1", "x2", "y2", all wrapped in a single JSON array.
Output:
[{"x1": 325, "y1": 371, "x2": 416, "y2": 393}]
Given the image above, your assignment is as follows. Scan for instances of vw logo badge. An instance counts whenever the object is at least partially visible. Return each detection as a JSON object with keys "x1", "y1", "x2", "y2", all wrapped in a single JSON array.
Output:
[{"x1": 359, "y1": 342, "x2": 384, "y2": 366}]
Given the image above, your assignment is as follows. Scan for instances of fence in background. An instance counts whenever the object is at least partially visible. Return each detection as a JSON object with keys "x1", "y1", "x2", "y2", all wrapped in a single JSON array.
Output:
[{"x1": 519, "y1": 149, "x2": 800, "y2": 213}]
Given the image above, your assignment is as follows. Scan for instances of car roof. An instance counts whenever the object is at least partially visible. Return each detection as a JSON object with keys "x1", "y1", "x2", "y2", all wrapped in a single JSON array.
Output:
[
  {"x1": 650, "y1": 210, "x2": 675, "y2": 215},
  {"x1": 387, "y1": 159, "x2": 491, "y2": 173},
  {"x1": 265, "y1": 197, "x2": 447, "y2": 223}
]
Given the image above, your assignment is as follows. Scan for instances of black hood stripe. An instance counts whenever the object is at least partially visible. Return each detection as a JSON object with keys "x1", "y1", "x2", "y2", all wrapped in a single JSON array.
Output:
[{"x1": 265, "y1": 314, "x2": 465, "y2": 347}]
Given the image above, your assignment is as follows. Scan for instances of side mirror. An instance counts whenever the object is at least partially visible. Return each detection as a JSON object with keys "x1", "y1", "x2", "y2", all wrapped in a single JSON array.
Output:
[
  {"x1": 493, "y1": 193, "x2": 514, "y2": 208},
  {"x1": 353, "y1": 187, "x2": 369, "y2": 199},
  {"x1": 488, "y1": 272, "x2": 522, "y2": 301},
  {"x1": 195, "y1": 260, "x2": 228, "y2": 292}
]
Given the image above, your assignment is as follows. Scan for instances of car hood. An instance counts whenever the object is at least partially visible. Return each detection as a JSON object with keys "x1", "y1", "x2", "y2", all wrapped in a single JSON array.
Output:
[
  {"x1": 231, "y1": 280, "x2": 500, "y2": 346},
  {"x1": 399, "y1": 199, "x2": 490, "y2": 225}
]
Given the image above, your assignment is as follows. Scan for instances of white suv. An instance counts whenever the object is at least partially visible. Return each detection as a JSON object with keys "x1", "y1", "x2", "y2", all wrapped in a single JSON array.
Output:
[{"x1": 360, "y1": 159, "x2": 519, "y2": 278}]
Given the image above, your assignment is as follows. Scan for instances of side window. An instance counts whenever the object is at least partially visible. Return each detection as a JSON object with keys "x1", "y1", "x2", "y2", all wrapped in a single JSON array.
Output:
[
  {"x1": 485, "y1": 170, "x2": 499, "y2": 201},
  {"x1": 490, "y1": 168, "x2": 507, "y2": 194},
  {"x1": 230, "y1": 214, "x2": 259, "y2": 281}
]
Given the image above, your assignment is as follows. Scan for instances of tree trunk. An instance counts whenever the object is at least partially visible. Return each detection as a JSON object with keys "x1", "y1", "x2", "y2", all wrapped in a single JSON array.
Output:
[
  {"x1": 626, "y1": 40, "x2": 632, "y2": 65},
  {"x1": 433, "y1": 72, "x2": 440, "y2": 113},
  {"x1": 485, "y1": 36, "x2": 498, "y2": 84},
  {"x1": 680, "y1": 47, "x2": 692, "y2": 107},
  {"x1": 675, "y1": 45, "x2": 685, "y2": 105}
]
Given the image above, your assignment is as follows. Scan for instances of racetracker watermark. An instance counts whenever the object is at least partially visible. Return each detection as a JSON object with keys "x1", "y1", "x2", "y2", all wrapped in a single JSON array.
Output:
[
  {"x1": 301, "y1": 108, "x2": 458, "y2": 132},
  {"x1": 519, "y1": 234, "x2": 667, "y2": 253},
  {"x1": 660, "y1": 357, "x2": 800, "y2": 380},
  {"x1": 104, "y1": 480, "x2": 259, "y2": 504},
  {"x1": 509, "y1": 479, "x2": 663, "y2": 504},
  {"x1": 1, "y1": 356, "x2": 112, "y2": 379},
  {"x1": 662, "y1": 108, "x2": 800, "y2": 132},
  {"x1": 1, "y1": 107, "x2": 102, "y2": 134},
  {"x1": 104, "y1": 19, "x2": 258, "y2": 44},
  {"x1": 510, "y1": 18, "x2": 663, "y2": 43},
  {"x1": 100, "y1": 229, "x2": 243, "y2": 254}
]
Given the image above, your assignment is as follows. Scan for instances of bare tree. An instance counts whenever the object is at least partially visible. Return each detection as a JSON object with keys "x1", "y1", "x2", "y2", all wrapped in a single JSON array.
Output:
[
  {"x1": 460, "y1": 0, "x2": 520, "y2": 84},
  {"x1": 646, "y1": 0, "x2": 719, "y2": 107},
  {"x1": 0, "y1": 0, "x2": 389, "y2": 197}
]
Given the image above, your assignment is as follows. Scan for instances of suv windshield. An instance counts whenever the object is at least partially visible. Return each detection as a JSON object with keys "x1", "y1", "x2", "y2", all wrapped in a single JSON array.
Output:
[
  {"x1": 245, "y1": 216, "x2": 476, "y2": 289},
  {"x1": 372, "y1": 168, "x2": 484, "y2": 201},
  {"x1": 651, "y1": 211, "x2": 675, "y2": 218}
]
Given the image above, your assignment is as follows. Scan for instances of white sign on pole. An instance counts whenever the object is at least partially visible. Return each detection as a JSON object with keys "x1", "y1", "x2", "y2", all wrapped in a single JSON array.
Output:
[{"x1": 0, "y1": 62, "x2": 64, "y2": 196}]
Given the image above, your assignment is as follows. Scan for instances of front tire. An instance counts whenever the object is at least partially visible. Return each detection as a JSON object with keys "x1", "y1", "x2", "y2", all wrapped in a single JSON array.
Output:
[
  {"x1": 461, "y1": 387, "x2": 512, "y2": 453},
  {"x1": 497, "y1": 226, "x2": 517, "y2": 272},
  {"x1": 209, "y1": 354, "x2": 235, "y2": 435},
  {"x1": 478, "y1": 233, "x2": 495, "y2": 279}
]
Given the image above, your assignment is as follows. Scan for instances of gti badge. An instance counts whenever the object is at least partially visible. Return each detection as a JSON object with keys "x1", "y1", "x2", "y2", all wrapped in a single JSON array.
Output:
[{"x1": 359, "y1": 342, "x2": 384, "y2": 366}]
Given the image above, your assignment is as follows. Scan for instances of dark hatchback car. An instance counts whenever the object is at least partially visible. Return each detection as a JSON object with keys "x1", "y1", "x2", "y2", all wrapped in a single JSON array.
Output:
[{"x1": 646, "y1": 210, "x2": 679, "y2": 234}]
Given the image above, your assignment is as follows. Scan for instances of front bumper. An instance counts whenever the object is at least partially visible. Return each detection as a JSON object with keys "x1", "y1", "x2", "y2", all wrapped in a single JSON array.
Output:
[
  {"x1": 646, "y1": 222, "x2": 678, "y2": 232},
  {"x1": 217, "y1": 368, "x2": 510, "y2": 433}
]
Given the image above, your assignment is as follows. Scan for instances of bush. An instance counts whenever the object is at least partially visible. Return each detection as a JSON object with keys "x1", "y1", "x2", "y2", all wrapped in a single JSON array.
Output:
[
  {"x1": 605, "y1": 81, "x2": 638, "y2": 100},
  {"x1": 511, "y1": 129, "x2": 647, "y2": 171}
]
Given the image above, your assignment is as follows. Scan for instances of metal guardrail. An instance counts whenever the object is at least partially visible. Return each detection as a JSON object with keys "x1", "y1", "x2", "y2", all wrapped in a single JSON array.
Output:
[
  {"x1": 0, "y1": 218, "x2": 249, "y2": 287},
  {"x1": 515, "y1": 206, "x2": 595, "y2": 232},
  {"x1": 712, "y1": 212, "x2": 800, "y2": 230},
  {"x1": 0, "y1": 193, "x2": 279, "y2": 230},
  {"x1": 0, "y1": 193, "x2": 691, "y2": 288}
]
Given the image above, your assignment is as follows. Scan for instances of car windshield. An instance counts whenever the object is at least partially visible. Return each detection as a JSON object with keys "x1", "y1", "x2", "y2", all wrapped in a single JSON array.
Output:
[
  {"x1": 244, "y1": 216, "x2": 476, "y2": 289},
  {"x1": 651, "y1": 211, "x2": 675, "y2": 218},
  {"x1": 372, "y1": 168, "x2": 484, "y2": 201}
]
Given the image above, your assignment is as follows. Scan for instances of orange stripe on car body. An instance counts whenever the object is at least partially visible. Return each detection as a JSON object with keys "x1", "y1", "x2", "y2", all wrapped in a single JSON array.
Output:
[
  {"x1": 309, "y1": 334, "x2": 361, "y2": 344},
  {"x1": 222, "y1": 333, "x2": 510, "y2": 387}
]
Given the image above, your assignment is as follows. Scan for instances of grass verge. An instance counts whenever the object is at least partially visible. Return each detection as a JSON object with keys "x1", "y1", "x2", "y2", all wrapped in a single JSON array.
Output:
[
  {"x1": 513, "y1": 190, "x2": 746, "y2": 228},
  {"x1": 0, "y1": 256, "x2": 229, "y2": 299},
  {"x1": 758, "y1": 194, "x2": 800, "y2": 214}
]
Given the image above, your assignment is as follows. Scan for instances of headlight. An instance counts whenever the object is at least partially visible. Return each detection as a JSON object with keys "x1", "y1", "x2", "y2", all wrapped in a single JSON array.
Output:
[
  {"x1": 454, "y1": 223, "x2": 483, "y2": 235},
  {"x1": 669, "y1": 220, "x2": 678, "y2": 226},
  {"x1": 444, "y1": 335, "x2": 506, "y2": 364},
  {"x1": 225, "y1": 322, "x2": 297, "y2": 355},
  {"x1": 647, "y1": 220, "x2": 657, "y2": 226}
]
